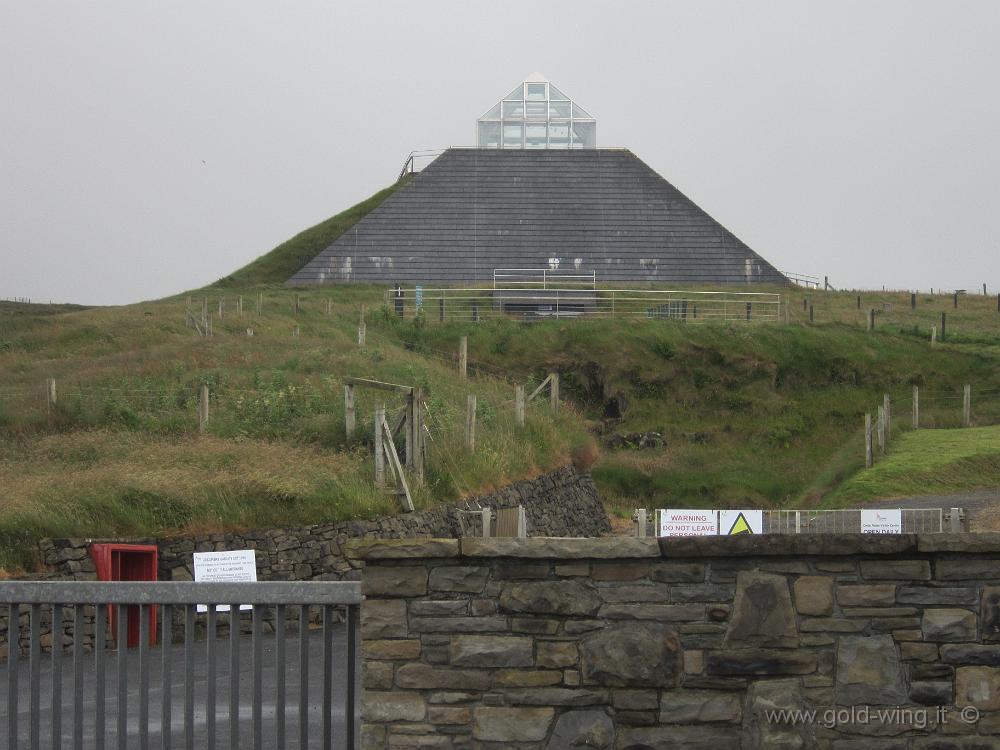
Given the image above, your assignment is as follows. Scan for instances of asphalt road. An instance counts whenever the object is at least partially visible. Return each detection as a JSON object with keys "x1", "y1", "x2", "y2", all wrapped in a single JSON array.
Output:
[{"x1": 0, "y1": 624, "x2": 359, "y2": 749}]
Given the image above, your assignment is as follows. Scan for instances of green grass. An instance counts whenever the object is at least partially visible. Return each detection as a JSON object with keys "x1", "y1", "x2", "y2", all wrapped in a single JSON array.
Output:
[
  {"x1": 387, "y1": 300, "x2": 1000, "y2": 510},
  {"x1": 2, "y1": 278, "x2": 999, "y2": 572},
  {"x1": 825, "y1": 425, "x2": 1000, "y2": 504},
  {"x1": 213, "y1": 176, "x2": 410, "y2": 288}
]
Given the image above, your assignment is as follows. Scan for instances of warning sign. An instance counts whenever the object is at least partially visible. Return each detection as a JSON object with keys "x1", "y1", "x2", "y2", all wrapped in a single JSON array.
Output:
[
  {"x1": 193, "y1": 549, "x2": 257, "y2": 612},
  {"x1": 719, "y1": 510, "x2": 763, "y2": 535},
  {"x1": 658, "y1": 509, "x2": 717, "y2": 537}
]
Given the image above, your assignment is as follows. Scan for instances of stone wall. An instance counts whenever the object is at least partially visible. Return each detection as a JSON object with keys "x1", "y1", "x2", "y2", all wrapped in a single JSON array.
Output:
[
  {"x1": 349, "y1": 534, "x2": 1000, "y2": 749},
  {"x1": 2, "y1": 466, "x2": 608, "y2": 654},
  {"x1": 36, "y1": 465, "x2": 606, "y2": 583}
]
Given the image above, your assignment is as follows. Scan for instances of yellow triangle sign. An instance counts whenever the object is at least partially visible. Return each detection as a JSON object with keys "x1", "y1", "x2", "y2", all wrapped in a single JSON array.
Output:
[{"x1": 728, "y1": 512, "x2": 754, "y2": 535}]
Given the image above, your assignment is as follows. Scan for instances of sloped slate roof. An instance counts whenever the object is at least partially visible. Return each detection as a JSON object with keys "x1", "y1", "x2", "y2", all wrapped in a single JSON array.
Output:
[{"x1": 288, "y1": 148, "x2": 787, "y2": 286}]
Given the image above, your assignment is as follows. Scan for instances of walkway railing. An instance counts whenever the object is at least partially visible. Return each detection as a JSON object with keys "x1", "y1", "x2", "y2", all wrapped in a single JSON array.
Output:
[
  {"x1": 387, "y1": 287, "x2": 782, "y2": 323},
  {"x1": 0, "y1": 580, "x2": 360, "y2": 750}
]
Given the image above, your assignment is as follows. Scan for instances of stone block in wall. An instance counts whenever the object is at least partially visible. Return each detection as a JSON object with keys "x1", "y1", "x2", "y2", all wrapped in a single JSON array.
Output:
[
  {"x1": 579, "y1": 622, "x2": 681, "y2": 687},
  {"x1": 361, "y1": 566, "x2": 427, "y2": 597},
  {"x1": 936, "y1": 558, "x2": 1000, "y2": 581},
  {"x1": 448, "y1": 635, "x2": 533, "y2": 668},
  {"x1": 922, "y1": 608, "x2": 978, "y2": 642},
  {"x1": 537, "y1": 640, "x2": 579, "y2": 669},
  {"x1": 427, "y1": 566, "x2": 488, "y2": 594},
  {"x1": 547, "y1": 710, "x2": 615, "y2": 749},
  {"x1": 361, "y1": 691, "x2": 426, "y2": 722},
  {"x1": 955, "y1": 666, "x2": 1000, "y2": 710},
  {"x1": 361, "y1": 599, "x2": 407, "y2": 639},
  {"x1": 499, "y1": 580, "x2": 602, "y2": 617},
  {"x1": 394, "y1": 663, "x2": 491, "y2": 691},
  {"x1": 705, "y1": 649, "x2": 818, "y2": 676},
  {"x1": 616, "y1": 725, "x2": 741, "y2": 750},
  {"x1": 940, "y1": 644, "x2": 1000, "y2": 666},
  {"x1": 794, "y1": 575, "x2": 834, "y2": 616},
  {"x1": 471, "y1": 706, "x2": 554, "y2": 742},
  {"x1": 659, "y1": 690, "x2": 742, "y2": 724},
  {"x1": 983, "y1": 586, "x2": 1000, "y2": 642},
  {"x1": 740, "y1": 678, "x2": 814, "y2": 750},
  {"x1": 835, "y1": 634, "x2": 907, "y2": 705},
  {"x1": 723, "y1": 571, "x2": 798, "y2": 648},
  {"x1": 836, "y1": 584, "x2": 896, "y2": 607},
  {"x1": 860, "y1": 559, "x2": 932, "y2": 580}
]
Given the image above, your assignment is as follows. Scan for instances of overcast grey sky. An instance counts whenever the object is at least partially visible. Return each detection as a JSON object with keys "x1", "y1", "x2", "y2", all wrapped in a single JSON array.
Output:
[{"x1": 2, "y1": 1, "x2": 998, "y2": 305}]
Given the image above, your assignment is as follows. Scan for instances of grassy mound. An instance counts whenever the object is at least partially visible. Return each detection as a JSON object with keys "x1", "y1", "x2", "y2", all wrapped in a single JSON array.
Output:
[
  {"x1": 214, "y1": 176, "x2": 410, "y2": 288},
  {"x1": 826, "y1": 425, "x2": 1000, "y2": 504}
]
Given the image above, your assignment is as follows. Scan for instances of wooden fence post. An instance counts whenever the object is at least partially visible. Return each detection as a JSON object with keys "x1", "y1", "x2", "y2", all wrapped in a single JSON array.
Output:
[
  {"x1": 963, "y1": 384, "x2": 971, "y2": 427},
  {"x1": 295, "y1": 294, "x2": 300, "y2": 314},
  {"x1": 808, "y1": 304, "x2": 814, "y2": 323},
  {"x1": 882, "y1": 393, "x2": 892, "y2": 443},
  {"x1": 877, "y1": 405, "x2": 885, "y2": 455},
  {"x1": 931, "y1": 326, "x2": 937, "y2": 346},
  {"x1": 374, "y1": 406, "x2": 385, "y2": 488},
  {"x1": 344, "y1": 385, "x2": 355, "y2": 438},
  {"x1": 515, "y1": 385, "x2": 525, "y2": 426},
  {"x1": 199, "y1": 385, "x2": 209, "y2": 432},
  {"x1": 953, "y1": 292, "x2": 958, "y2": 309},
  {"x1": 868, "y1": 309, "x2": 875, "y2": 331},
  {"x1": 549, "y1": 372, "x2": 559, "y2": 413},
  {"x1": 412, "y1": 388, "x2": 424, "y2": 483},
  {"x1": 202, "y1": 297, "x2": 208, "y2": 327},
  {"x1": 45, "y1": 378, "x2": 56, "y2": 412},
  {"x1": 439, "y1": 298, "x2": 445, "y2": 323},
  {"x1": 941, "y1": 312, "x2": 946, "y2": 341},
  {"x1": 480, "y1": 508, "x2": 491, "y2": 538},
  {"x1": 865, "y1": 413, "x2": 873, "y2": 468},
  {"x1": 857, "y1": 295, "x2": 861, "y2": 310},
  {"x1": 358, "y1": 307, "x2": 366, "y2": 347},
  {"x1": 635, "y1": 508, "x2": 647, "y2": 538},
  {"x1": 912, "y1": 385, "x2": 919, "y2": 429},
  {"x1": 257, "y1": 292, "x2": 262, "y2": 316},
  {"x1": 238, "y1": 296, "x2": 243, "y2": 317},
  {"x1": 459, "y1": 336, "x2": 468, "y2": 380},
  {"x1": 911, "y1": 292, "x2": 916, "y2": 309},
  {"x1": 466, "y1": 395, "x2": 477, "y2": 452},
  {"x1": 218, "y1": 298, "x2": 224, "y2": 319}
]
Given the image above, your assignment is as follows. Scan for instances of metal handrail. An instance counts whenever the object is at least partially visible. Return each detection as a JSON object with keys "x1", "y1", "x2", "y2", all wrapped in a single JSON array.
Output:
[{"x1": 397, "y1": 149, "x2": 446, "y2": 180}]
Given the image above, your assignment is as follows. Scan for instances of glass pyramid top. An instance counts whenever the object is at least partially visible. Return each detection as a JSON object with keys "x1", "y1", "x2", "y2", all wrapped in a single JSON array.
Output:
[{"x1": 477, "y1": 73, "x2": 596, "y2": 149}]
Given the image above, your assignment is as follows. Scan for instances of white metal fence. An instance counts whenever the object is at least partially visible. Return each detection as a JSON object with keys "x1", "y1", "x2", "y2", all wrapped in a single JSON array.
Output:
[{"x1": 635, "y1": 507, "x2": 961, "y2": 537}]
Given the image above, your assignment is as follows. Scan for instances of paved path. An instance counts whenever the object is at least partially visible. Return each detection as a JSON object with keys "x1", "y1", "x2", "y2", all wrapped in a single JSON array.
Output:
[
  {"x1": 863, "y1": 489, "x2": 1000, "y2": 531},
  {"x1": 0, "y1": 625, "x2": 359, "y2": 749}
]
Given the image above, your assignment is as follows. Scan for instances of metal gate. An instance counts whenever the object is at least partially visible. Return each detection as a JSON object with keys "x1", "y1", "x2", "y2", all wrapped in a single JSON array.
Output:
[{"x1": 0, "y1": 580, "x2": 360, "y2": 749}]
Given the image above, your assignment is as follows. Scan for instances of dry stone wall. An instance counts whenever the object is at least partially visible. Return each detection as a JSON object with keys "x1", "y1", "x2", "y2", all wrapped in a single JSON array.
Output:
[
  {"x1": 3, "y1": 466, "x2": 607, "y2": 654},
  {"x1": 349, "y1": 534, "x2": 1000, "y2": 750}
]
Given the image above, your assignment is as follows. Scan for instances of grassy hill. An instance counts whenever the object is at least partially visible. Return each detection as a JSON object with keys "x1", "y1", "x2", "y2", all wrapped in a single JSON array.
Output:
[{"x1": 3, "y1": 193, "x2": 999, "y2": 574}]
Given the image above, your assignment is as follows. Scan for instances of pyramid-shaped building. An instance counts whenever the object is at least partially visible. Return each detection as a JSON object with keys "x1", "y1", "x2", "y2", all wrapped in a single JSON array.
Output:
[{"x1": 289, "y1": 75, "x2": 786, "y2": 287}]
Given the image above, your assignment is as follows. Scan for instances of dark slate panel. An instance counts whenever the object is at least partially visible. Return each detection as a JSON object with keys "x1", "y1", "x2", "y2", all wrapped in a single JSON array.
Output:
[{"x1": 287, "y1": 149, "x2": 788, "y2": 286}]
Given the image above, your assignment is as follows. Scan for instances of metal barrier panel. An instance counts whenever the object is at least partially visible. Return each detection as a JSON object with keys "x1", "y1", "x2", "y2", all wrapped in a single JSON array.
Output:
[{"x1": 0, "y1": 581, "x2": 360, "y2": 750}]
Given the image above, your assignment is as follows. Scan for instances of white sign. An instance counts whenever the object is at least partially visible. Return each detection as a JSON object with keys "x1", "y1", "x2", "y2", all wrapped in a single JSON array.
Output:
[
  {"x1": 719, "y1": 510, "x2": 764, "y2": 536},
  {"x1": 861, "y1": 509, "x2": 902, "y2": 534},
  {"x1": 193, "y1": 549, "x2": 257, "y2": 612},
  {"x1": 659, "y1": 509, "x2": 717, "y2": 537}
]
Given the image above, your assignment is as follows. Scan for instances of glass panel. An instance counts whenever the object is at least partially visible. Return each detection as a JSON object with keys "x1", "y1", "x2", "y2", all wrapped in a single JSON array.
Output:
[
  {"x1": 572, "y1": 121, "x2": 596, "y2": 148},
  {"x1": 525, "y1": 83, "x2": 547, "y2": 101},
  {"x1": 503, "y1": 122, "x2": 523, "y2": 148},
  {"x1": 548, "y1": 121, "x2": 570, "y2": 148},
  {"x1": 478, "y1": 121, "x2": 501, "y2": 148},
  {"x1": 481, "y1": 103, "x2": 501, "y2": 119},
  {"x1": 549, "y1": 100, "x2": 571, "y2": 118},
  {"x1": 504, "y1": 85, "x2": 524, "y2": 101},
  {"x1": 572, "y1": 103, "x2": 594, "y2": 119},
  {"x1": 548, "y1": 84, "x2": 569, "y2": 101},
  {"x1": 502, "y1": 100, "x2": 525, "y2": 118},
  {"x1": 525, "y1": 122, "x2": 547, "y2": 148},
  {"x1": 526, "y1": 101, "x2": 547, "y2": 119}
]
